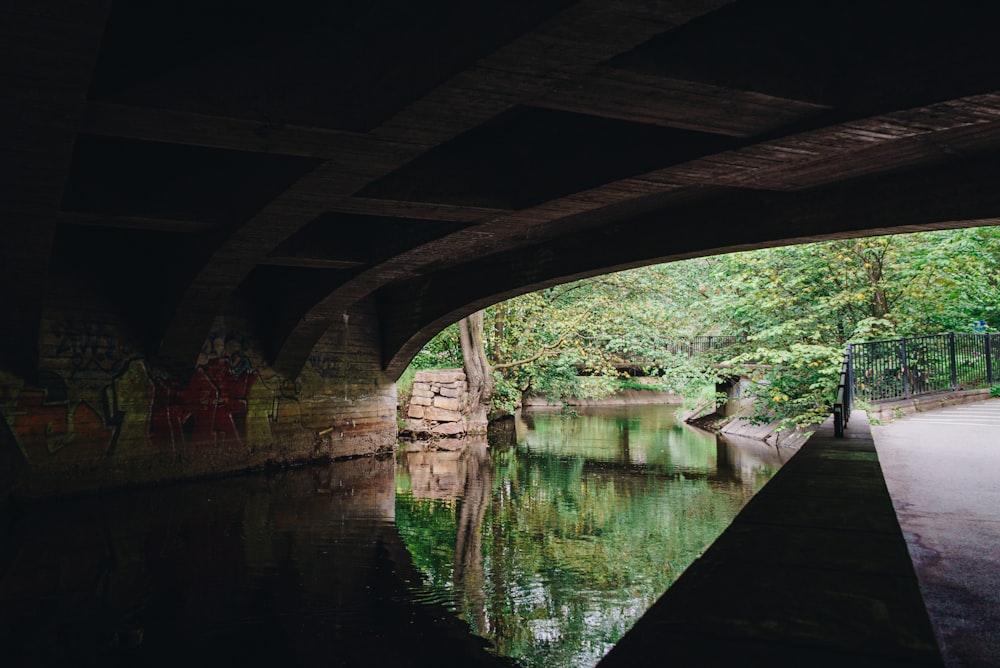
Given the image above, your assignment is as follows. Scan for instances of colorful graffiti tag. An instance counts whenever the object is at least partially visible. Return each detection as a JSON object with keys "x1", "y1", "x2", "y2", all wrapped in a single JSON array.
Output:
[
  {"x1": 145, "y1": 357, "x2": 277, "y2": 451},
  {"x1": 5, "y1": 382, "x2": 112, "y2": 465},
  {"x1": 1, "y1": 330, "x2": 299, "y2": 466}
]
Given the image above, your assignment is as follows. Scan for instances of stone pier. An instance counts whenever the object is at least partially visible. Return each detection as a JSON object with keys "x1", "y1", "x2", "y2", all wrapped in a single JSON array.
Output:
[{"x1": 402, "y1": 369, "x2": 477, "y2": 438}]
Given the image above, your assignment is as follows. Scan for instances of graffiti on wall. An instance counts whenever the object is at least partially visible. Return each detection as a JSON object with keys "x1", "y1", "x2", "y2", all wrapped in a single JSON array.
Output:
[
  {"x1": 0, "y1": 370, "x2": 113, "y2": 465},
  {"x1": 307, "y1": 352, "x2": 342, "y2": 379},
  {"x1": 1, "y1": 329, "x2": 301, "y2": 466},
  {"x1": 142, "y1": 332, "x2": 295, "y2": 451},
  {"x1": 52, "y1": 320, "x2": 129, "y2": 384}
]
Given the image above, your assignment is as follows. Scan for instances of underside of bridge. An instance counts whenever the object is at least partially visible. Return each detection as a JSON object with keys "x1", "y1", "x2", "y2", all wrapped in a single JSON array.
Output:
[{"x1": 4, "y1": 0, "x2": 1000, "y2": 494}]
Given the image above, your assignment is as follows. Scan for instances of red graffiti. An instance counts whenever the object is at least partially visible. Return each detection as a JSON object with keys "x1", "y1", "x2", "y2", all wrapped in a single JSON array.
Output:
[{"x1": 150, "y1": 360, "x2": 257, "y2": 449}]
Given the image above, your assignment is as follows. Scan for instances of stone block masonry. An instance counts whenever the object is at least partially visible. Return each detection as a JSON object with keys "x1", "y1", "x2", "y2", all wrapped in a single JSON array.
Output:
[{"x1": 402, "y1": 370, "x2": 474, "y2": 439}]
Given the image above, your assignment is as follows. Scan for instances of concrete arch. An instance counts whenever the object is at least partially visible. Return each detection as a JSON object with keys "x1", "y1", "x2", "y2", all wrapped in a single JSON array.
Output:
[{"x1": 290, "y1": 148, "x2": 1000, "y2": 380}]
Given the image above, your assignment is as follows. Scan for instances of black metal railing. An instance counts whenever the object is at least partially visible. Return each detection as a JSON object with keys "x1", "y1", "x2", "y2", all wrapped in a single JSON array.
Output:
[
  {"x1": 659, "y1": 335, "x2": 744, "y2": 357},
  {"x1": 833, "y1": 351, "x2": 852, "y2": 437},
  {"x1": 851, "y1": 332, "x2": 999, "y2": 405}
]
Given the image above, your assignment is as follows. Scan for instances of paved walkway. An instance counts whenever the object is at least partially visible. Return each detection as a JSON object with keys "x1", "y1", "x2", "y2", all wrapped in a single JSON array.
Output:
[{"x1": 871, "y1": 398, "x2": 1000, "y2": 668}]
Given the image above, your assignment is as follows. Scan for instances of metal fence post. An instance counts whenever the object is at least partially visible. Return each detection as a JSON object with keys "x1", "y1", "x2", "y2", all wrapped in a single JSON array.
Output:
[
  {"x1": 900, "y1": 338, "x2": 909, "y2": 398},
  {"x1": 847, "y1": 343, "x2": 854, "y2": 412},
  {"x1": 949, "y1": 332, "x2": 957, "y2": 390},
  {"x1": 987, "y1": 334, "x2": 994, "y2": 386},
  {"x1": 834, "y1": 349, "x2": 851, "y2": 438}
]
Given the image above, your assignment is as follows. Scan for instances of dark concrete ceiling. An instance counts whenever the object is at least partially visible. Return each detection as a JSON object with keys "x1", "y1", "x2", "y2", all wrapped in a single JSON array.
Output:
[{"x1": 5, "y1": 0, "x2": 1000, "y2": 380}]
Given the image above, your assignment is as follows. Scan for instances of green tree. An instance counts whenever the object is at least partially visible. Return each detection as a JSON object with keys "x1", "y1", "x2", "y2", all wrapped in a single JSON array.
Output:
[{"x1": 409, "y1": 226, "x2": 1000, "y2": 427}]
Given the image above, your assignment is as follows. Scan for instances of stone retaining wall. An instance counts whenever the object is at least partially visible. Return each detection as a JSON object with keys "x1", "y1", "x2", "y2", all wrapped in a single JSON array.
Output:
[{"x1": 402, "y1": 369, "x2": 472, "y2": 438}]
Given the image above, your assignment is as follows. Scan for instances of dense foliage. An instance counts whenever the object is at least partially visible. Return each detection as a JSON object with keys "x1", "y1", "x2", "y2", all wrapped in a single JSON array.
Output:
[{"x1": 407, "y1": 226, "x2": 1000, "y2": 429}]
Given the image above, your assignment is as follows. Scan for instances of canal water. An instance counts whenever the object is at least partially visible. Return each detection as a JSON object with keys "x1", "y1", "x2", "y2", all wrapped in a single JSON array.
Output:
[
  {"x1": 396, "y1": 406, "x2": 787, "y2": 667},
  {"x1": 0, "y1": 405, "x2": 786, "y2": 667}
]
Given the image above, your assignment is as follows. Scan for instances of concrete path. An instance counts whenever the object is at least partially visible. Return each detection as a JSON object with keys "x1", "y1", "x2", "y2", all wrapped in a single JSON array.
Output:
[{"x1": 871, "y1": 398, "x2": 1000, "y2": 668}]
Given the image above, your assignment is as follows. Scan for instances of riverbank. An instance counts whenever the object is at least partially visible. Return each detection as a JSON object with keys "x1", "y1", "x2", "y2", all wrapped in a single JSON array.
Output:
[{"x1": 683, "y1": 400, "x2": 813, "y2": 448}]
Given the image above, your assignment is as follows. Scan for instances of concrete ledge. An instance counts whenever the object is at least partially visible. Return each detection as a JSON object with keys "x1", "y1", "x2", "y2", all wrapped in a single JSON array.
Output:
[
  {"x1": 716, "y1": 415, "x2": 815, "y2": 448},
  {"x1": 867, "y1": 389, "x2": 991, "y2": 423},
  {"x1": 599, "y1": 412, "x2": 942, "y2": 667}
]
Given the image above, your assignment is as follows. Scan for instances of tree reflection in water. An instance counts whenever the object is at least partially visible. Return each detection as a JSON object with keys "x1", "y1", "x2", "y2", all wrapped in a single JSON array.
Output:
[
  {"x1": 395, "y1": 405, "x2": 787, "y2": 668},
  {"x1": 454, "y1": 438, "x2": 491, "y2": 635}
]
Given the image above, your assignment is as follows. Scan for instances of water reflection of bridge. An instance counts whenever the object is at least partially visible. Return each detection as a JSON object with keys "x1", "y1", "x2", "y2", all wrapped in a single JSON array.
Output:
[{"x1": 0, "y1": 456, "x2": 511, "y2": 666}]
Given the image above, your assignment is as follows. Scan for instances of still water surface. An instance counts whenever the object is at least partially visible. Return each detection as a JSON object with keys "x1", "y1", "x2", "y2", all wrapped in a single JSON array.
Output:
[
  {"x1": 396, "y1": 405, "x2": 787, "y2": 667},
  {"x1": 0, "y1": 405, "x2": 785, "y2": 667}
]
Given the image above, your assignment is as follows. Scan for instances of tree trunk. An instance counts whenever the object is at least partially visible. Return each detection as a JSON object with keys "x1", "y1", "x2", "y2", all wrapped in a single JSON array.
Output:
[{"x1": 459, "y1": 310, "x2": 493, "y2": 432}]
